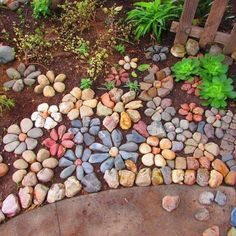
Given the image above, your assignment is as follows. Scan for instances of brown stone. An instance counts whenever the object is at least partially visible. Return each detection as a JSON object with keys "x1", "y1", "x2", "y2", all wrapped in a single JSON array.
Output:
[
  {"x1": 147, "y1": 136, "x2": 159, "y2": 146},
  {"x1": 0, "y1": 163, "x2": 9, "y2": 177},
  {"x1": 199, "y1": 156, "x2": 211, "y2": 170},
  {"x1": 156, "y1": 70, "x2": 166, "y2": 81},
  {"x1": 184, "y1": 170, "x2": 196, "y2": 185},
  {"x1": 225, "y1": 171, "x2": 236, "y2": 186},
  {"x1": 125, "y1": 160, "x2": 137, "y2": 174},
  {"x1": 147, "y1": 87, "x2": 157, "y2": 98},
  {"x1": 212, "y1": 159, "x2": 229, "y2": 177},
  {"x1": 175, "y1": 157, "x2": 187, "y2": 170},
  {"x1": 187, "y1": 157, "x2": 199, "y2": 170},
  {"x1": 161, "y1": 149, "x2": 176, "y2": 160},
  {"x1": 120, "y1": 112, "x2": 132, "y2": 130},
  {"x1": 209, "y1": 170, "x2": 223, "y2": 188},
  {"x1": 152, "y1": 168, "x2": 163, "y2": 185},
  {"x1": 203, "y1": 225, "x2": 220, "y2": 236}
]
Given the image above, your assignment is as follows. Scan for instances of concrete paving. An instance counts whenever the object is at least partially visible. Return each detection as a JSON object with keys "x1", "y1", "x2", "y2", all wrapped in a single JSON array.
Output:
[{"x1": 0, "y1": 185, "x2": 235, "y2": 236}]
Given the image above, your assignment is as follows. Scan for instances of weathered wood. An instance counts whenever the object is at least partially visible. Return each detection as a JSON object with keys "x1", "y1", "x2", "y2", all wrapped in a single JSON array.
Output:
[
  {"x1": 174, "y1": 0, "x2": 199, "y2": 44},
  {"x1": 199, "y1": 0, "x2": 229, "y2": 47},
  {"x1": 223, "y1": 22, "x2": 236, "y2": 54},
  {"x1": 171, "y1": 21, "x2": 231, "y2": 45}
]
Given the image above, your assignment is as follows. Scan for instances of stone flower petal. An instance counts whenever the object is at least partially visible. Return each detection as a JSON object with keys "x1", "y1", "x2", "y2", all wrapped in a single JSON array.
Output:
[
  {"x1": 111, "y1": 129, "x2": 122, "y2": 147},
  {"x1": 7, "y1": 124, "x2": 21, "y2": 134},
  {"x1": 31, "y1": 111, "x2": 39, "y2": 121},
  {"x1": 61, "y1": 140, "x2": 74, "y2": 149},
  {"x1": 64, "y1": 149, "x2": 77, "y2": 161},
  {"x1": 25, "y1": 138, "x2": 38, "y2": 150},
  {"x1": 89, "y1": 153, "x2": 110, "y2": 163},
  {"x1": 82, "y1": 162, "x2": 94, "y2": 174},
  {"x1": 60, "y1": 165, "x2": 76, "y2": 179},
  {"x1": 89, "y1": 143, "x2": 110, "y2": 152},
  {"x1": 27, "y1": 128, "x2": 43, "y2": 138},
  {"x1": 100, "y1": 158, "x2": 114, "y2": 173},
  {"x1": 51, "y1": 112, "x2": 62, "y2": 122},
  {"x1": 44, "y1": 117, "x2": 57, "y2": 130},
  {"x1": 3, "y1": 134, "x2": 18, "y2": 144},
  {"x1": 48, "y1": 105, "x2": 58, "y2": 113},
  {"x1": 14, "y1": 142, "x2": 27, "y2": 155},
  {"x1": 5, "y1": 141, "x2": 20, "y2": 152},
  {"x1": 59, "y1": 157, "x2": 73, "y2": 167},
  {"x1": 34, "y1": 115, "x2": 45, "y2": 128},
  {"x1": 98, "y1": 130, "x2": 113, "y2": 148},
  {"x1": 38, "y1": 103, "x2": 49, "y2": 112},
  {"x1": 20, "y1": 118, "x2": 33, "y2": 133},
  {"x1": 119, "y1": 151, "x2": 138, "y2": 162},
  {"x1": 119, "y1": 142, "x2": 138, "y2": 152},
  {"x1": 76, "y1": 165, "x2": 84, "y2": 180},
  {"x1": 114, "y1": 155, "x2": 125, "y2": 170}
]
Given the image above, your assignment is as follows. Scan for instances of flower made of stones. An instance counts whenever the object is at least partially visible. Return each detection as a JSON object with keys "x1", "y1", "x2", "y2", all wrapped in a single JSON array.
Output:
[
  {"x1": 59, "y1": 146, "x2": 94, "y2": 180},
  {"x1": 12, "y1": 148, "x2": 57, "y2": 186},
  {"x1": 88, "y1": 129, "x2": 142, "y2": 173},
  {"x1": 164, "y1": 117, "x2": 192, "y2": 144},
  {"x1": 178, "y1": 103, "x2": 204, "y2": 122},
  {"x1": 69, "y1": 117, "x2": 101, "y2": 146},
  {"x1": 118, "y1": 56, "x2": 138, "y2": 70},
  {"x1": 3, "y1": 118, "x2": 43, "y2": 155},
  {"x1": 144, "y1": 97, "x2": 176, "y2": 122},
  {"x1": 140, "y1": 137, "x2": 176, "y2": 167},
  {"x1": 105, "y1": 67, "x2": 129, "y2": 86},
  {"x1": 145, "y1": 45, "x2": 169, "y2": 62},
  {"x1": 3, "y1": 63, "x2": 41, "y2": 92},
  {"x1": 181, "y1": 76, "x2": 201, "y2": 96},
  {"x1": 59, "y1": 87, "x2": 97, "y2": 121},
  {"x1": 31, "y1": 103, "x2": 62, "y2": 130},
  {"x1": 138, "y1": 65, "x2": 173, "y2": 101},
  {"x1": 98, "y1": 89, "x2": 143, "y2": 131},
  {"x1": 34, "y1": 70, "x2": 66, "y2": 97},
  {"x1": 184, "y1": 132, "x2": 220, "y2": 160},
  {"x1": 43, "y1": 125, "x2": 74, "y2": 158}
]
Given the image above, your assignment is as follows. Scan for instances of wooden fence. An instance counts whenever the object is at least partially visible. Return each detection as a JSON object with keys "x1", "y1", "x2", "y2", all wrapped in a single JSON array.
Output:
[{"x1": 170, "y1": 0, "x2": 236, "y2": 54}]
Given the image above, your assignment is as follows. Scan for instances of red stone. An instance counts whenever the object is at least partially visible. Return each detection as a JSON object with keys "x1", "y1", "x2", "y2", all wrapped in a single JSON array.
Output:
[
  {"x1": 57, "y1": 144, "x2": 65, "y2": 158},
  {"x1": 193, "y1": 114, "x2": 202, "y2": 122},
  {"x1": 50, "y1": 143, "x2": 59, "y2": 156},
  {"x1": 199, "y1": 156, "x2": 210, "y2": 170},
  {"x1": 50, "y1": 128, "x2": 58, "y2": 141},
  {"x1": 193, "y1": 107, "x2": 204, "y2": 115},
  {"x1": 58, "y1": 125, "x2": 67, "y2": 139},
  {"x1": 187, "y1": 157, "x2": 199, "y2": 170},
  {"x1": 180, "y1": 103, "x2": 189, "y2": 111},
  {"x1": 61, "y1": 140, "x2": 74, "y2": 148},
  {"x1": 43, "y1": 138, "x2": 56, "y2": 148},
  {"x1": 62, "y1": 133, "x2": 74, "y2": 141},
  {"x1": 133, "y1": 121, "x2": 149, "y2": 137},
  {"x1": 187, "y1": 88, "x2": 194, "y2": 94},
  {"x1": 189, "y1": 103, "x2": 196, "y2": 110},
  {"x1": 101, "y1": 92, "x2": 115, "y2": 109},
  {"x1": 186, "y1": 112, "x2": 193, "y2": 121},
  {"x1": 178, "y1": 108, "x2": 189, "y2": 116},
  {"x1": 75, "y1": 159, "x2": 82, "y2": 166},
  {"x1": 181, "y1": 83, "x2": 191, "y2": 91}
]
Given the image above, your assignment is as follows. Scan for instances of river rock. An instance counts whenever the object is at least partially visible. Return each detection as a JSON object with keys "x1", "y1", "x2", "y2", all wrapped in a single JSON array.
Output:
[
  {"x1": 64, "y1": 176, "x2": 82, "y2": 198},
  {"x1": 135, "y1": 168, "x2": 151, "y2": 186},
  {"x1": 47, "y1": 183, "x2": 65, "y2": 203},
  {"x1": 162, "y1": 195, "x2": 180, "y2": 212},
  {"x1": 0, "y1": 46, "x2": 15, "y2": 64},
  {"x1": 34, "y1": 184, "x2": 49, "y2": 205},
  {"x1": 19, "y1": 186, "x2": 33, "y2": 209},
  {"x1": 119, "y1": 170, "x2": 135, "y2": 187},
  {"x1": 104, "y1": 168, "x2": 119, "y2": 189}
]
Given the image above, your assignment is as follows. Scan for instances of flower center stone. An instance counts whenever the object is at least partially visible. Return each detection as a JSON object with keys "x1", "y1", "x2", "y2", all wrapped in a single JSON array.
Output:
[
  {"x1": 19, "y1": 133, "x2": 27, "y2": 142},
  {"x1": 109, "y1": 147, "x2": 119, "y2": 157}
]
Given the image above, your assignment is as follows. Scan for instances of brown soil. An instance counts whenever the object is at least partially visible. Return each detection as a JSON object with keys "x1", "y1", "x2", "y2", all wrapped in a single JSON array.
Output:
[{"x1": 0, "y1": 0, "x2": 235, "y2": 207}]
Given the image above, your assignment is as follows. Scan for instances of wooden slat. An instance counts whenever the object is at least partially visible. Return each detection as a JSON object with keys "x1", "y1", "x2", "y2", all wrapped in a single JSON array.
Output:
[
  {"x1": 171, "y1": 21, "x2": 231, "y2": 45},
  {"x1": 223, "y1": 23, "x2": 236, "y2": 54},
  {"x1": 174, "y1": 0, "x2": 199, "y2": 44},
  {"x1": 199, "y1": 0, "x2": 229, "y2": 47}
]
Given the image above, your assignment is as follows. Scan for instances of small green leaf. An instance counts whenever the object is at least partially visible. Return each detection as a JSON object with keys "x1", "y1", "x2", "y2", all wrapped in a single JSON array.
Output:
[
  {"x1": 137, "y1": 64, "x2": 150, "y2": 72},
  {"x1": 131, "y1": 71, "x2": 138, "y2": 78}
]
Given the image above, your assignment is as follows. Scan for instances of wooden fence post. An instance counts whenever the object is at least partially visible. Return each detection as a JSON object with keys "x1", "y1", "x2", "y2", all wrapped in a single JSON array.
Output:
[
  {"x1": 199, "y1": 0, "x2": 229, "y2": 47},
  {"x1": 174, "y1": 0, "x2": 199, "y2": 45},
  {"x1": 223, "y1": 22, "x2": 236, "y2": 54}
]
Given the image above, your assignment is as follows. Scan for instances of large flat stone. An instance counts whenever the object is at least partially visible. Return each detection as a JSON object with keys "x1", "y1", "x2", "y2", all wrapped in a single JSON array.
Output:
[{"x1": 0, "y1": 185, "x2": 235, "y2": 236}]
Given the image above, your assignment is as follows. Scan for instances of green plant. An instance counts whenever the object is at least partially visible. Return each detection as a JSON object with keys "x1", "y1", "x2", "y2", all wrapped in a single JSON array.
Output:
[
  {"x1": 32, "y1": 0, "x2": 51, "y2": 19},
  {"x1": 199, "y1": 75, "x2": 236, "y2": 108},
  {"x1": 126, "y1": 81, "x2": 140, "y2": 92},
  {"x1": 80, "y1": 78, "x2": 92, "y2": 90},
  {"x1": 104, "y1": 81, "x2": 115, "y2": 90},
  {"x1": 115, "y1": 44, "x2": 125, "y2": 54},
  {"x1": 63, "y1": 37, "x2": 89, "y2": 59},
  {"x1": 199, "y1": 54, "x2": 228, "y2": 79},
  {"x1": 59, "y1": 0, "x2": 96, "y2": 34},
  {"x1": 0, "y1": 95, "x2": 15, "y2": 115},
  {"x1": 171, "y1": 58, "x2": 200, "y2": 81},
  {"x1": 137, "y1": 64, "x2": 150, "y2": 72},
  {"x1": 13, "y1": 25, "x2": 53, "y2": 64},
  {"x1": 127, "y1": 0, "x2": 181, "y2": 41},
  {"x1": 87, "y1": 48, "x2": 108, "y2": 80}
]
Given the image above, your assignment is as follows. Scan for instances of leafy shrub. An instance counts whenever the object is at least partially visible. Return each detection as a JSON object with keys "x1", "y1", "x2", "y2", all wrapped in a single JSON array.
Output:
[
  {"x1": 199, "y1": 54, "x2": 228, "y2": 79},
  {"x1": 32, "y1": 0, "x2": 51, "y2": 19},
  {"x1": 115, "y1": 44, "x2": 125, "y2": 54},
  {"x1": 198, "y1": 75, "x2": 236, "y2": 108},
  {"x1": 127, "y1": 0, "x2": 181, "y2": 41},
  {"x1": 171, "y1": 58, "x2": 200, "y2": 81},
  {"x1": 80, "y1": 78, "x2": 92, "y2": 90},
  {"x1": 104, "y1": 81, "x2": 115, "y2": 90},
  {"x1": 0, "y1": 95, "x2": 15, "y2": 115}
]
